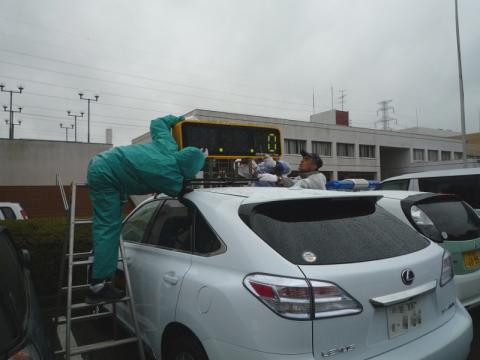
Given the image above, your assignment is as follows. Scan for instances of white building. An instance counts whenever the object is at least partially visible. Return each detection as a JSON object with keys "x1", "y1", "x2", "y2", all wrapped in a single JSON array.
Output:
[{"x1": 133, "y1": 109, "x2": 478, "y2": 181}]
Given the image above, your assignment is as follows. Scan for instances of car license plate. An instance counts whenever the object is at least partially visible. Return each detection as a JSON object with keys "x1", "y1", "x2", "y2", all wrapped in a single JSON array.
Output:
[
  {"x1": 463, "y1": 250, "x2": 480, "y2": 269},
  {"x1": 387, "y1": 299, "x2": 423, "y2": 338}
]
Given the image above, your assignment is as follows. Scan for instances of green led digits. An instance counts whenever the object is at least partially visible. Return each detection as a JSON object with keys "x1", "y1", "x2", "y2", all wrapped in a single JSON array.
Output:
[{"x1": 267, "y1": 133, "x2": 277, "y2": 153}]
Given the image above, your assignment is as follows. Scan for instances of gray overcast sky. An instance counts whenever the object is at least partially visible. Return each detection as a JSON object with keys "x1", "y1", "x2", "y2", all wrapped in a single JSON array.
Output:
[{"x1": 0, "y1": 0, "x2": 479, "y2": 145}]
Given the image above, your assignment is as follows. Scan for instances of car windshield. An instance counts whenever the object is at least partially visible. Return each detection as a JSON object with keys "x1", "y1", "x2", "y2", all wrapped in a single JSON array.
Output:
[
  {"x1": 239, "y1": 197, "x2": 429, "y2": 265},
  {"x1": 417, "y1": 200, "x2": 480, "y2": 241},
  {"x1": 0, "y1": 230, "x2": 27, "y2": 353}
]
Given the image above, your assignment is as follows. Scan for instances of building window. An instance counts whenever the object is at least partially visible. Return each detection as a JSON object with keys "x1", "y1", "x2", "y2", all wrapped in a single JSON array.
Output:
[
  {"x1": 359, "y1": 144, "x2": 375, "y2": 158},
  {"x1": 312, "y1": 141, "x2": 332, "y2": 156},
  {"x1": 413, "y1": 149, "x2": 425, "y2": 161},
  {"x1": 428, "y1": 150, "x2": 439, "y2": 162},
  {"x1": 454, "y1": 152, "x2": 463, "y2": 160},
  {"x1": 441, "y1": 151, "x2": 451, "y2": 161},
  {"x1": 284, "y1": 139, "x2": 307, "y2": 155},
  {"x1": 337, "y1": 143, "x2": 355, "y2": 157}
]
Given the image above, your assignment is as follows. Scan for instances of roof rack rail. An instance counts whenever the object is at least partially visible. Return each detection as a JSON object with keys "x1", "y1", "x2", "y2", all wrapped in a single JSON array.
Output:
[{"x1": 183, "y1": 177, "x2": 258, "y2": 187}]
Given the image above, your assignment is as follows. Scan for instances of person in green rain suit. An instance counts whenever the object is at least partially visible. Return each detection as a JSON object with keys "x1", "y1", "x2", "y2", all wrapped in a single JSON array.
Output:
[{"x1": 85, "y1": 114, "x2": 205, "y2": 304}]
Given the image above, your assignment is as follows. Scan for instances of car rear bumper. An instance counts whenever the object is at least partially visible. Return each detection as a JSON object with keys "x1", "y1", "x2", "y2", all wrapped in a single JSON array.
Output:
[
  {"x1": 455, "y1": 270, "x2": 480, "y2": 308},
  {"x1": 366, "y1": 300, "x2": 472, "y2": 360},
  {"x1": 202, "y1": 339, "x2": 314, "y2": 360},
  {"x1": 202, "y1": 301, "x2": 472, "y2": 360}
]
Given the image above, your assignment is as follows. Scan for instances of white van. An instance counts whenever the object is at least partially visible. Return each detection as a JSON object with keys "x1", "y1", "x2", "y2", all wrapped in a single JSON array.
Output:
[{"x1": 379, "y1": 168, "x2": 480, "y2": 213}]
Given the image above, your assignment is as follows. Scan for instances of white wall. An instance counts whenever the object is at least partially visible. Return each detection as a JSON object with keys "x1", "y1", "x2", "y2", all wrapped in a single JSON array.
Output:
[{"x1": 0, "y1": 139, "x2": 111, "y2": 185}]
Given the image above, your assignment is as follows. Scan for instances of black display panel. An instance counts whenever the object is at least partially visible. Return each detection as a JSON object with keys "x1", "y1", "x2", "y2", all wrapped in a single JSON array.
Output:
[{"x1": 180, "y1": 122, "x2": 281, "y2": 157}]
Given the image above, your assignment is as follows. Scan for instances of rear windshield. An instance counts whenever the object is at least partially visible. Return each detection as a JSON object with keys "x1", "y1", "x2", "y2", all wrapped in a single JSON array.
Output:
[
  {"x1": 239, "y1": 198, "x2": 429, "y2": 265},
  {"x1": 417, "y1": 200, "x2": 480, "y2": 241},
  {"x1": 418, "y1": 175, "x2": 480, "y2": 209}
]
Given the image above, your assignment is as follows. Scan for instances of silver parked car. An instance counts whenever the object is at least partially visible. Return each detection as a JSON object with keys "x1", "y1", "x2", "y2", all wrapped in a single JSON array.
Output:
[{"x1": 116, "y1": 187, "x2": 472, "y2": 360}]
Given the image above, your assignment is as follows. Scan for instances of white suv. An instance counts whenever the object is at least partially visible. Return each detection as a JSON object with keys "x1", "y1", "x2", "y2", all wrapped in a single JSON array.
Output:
[{"x1": 117, "y1": 187, "x2": 472, "y2": 360}]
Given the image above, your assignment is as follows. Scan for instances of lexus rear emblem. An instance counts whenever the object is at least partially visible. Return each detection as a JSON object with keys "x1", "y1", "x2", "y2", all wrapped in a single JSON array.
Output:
[{"x1": 401, "y1": 269, "x2": 415, "y2": 285}]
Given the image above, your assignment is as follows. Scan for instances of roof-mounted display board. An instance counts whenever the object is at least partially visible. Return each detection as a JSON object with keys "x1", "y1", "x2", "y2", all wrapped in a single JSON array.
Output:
[{"x1": 173, "y1": 120, "x2": 282, "y2": 159}]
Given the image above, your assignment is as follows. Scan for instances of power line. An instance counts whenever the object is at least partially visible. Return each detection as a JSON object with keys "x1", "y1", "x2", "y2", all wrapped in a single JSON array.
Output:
[
  {"x1": 22, "y1": 112, "x2": 149, "y2": 130},
  {"x1": 0, "y1": 60, "x2": 309, "y2": 113},
  {"x1": 0, "y1": 47, "x2": 312, "y2": 108},
  {"x1": 0, "y1": 17, "x2": 315, "y2": 98}
]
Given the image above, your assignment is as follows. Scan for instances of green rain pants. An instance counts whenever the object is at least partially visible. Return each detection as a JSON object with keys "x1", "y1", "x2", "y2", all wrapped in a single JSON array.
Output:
[{"x1": 87, "y1": 156, "x2": 124, "y2": 280}]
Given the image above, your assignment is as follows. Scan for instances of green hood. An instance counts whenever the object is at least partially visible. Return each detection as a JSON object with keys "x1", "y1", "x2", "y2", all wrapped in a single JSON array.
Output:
[{"x1": 175, "y1": 147, "x2": 205, "y2": 179}]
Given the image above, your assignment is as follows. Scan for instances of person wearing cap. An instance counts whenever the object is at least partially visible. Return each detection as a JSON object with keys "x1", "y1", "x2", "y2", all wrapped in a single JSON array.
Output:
[{"x1": 258, "y1": 150, "x2": 326, "y2": 189}]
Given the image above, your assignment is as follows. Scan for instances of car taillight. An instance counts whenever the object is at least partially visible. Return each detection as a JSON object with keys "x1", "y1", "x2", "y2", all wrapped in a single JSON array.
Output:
[
  {"x1": 20, "y1": 209, "x2": 28, "y2": 220},
  {"x1": 440, "y1": 250, "x2": 454, "y2": 287},
  {"x1": 244, "y1": 274, "x2": 311, "y2": 319},
  {"x1": 8, "y1": 343, "x2": 41, "y2": 360},
  {"x1": 244, "y1": 274, "x2": 362, "y2": 320},
  {"x1": 311, "y1": 280, "x2": 362, "y2": 318}
]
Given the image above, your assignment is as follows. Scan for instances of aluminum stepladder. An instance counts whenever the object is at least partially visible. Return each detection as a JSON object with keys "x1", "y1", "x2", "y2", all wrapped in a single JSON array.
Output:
[{"x1": 54, "y1": 180, "x2": 145, "y2": 360}]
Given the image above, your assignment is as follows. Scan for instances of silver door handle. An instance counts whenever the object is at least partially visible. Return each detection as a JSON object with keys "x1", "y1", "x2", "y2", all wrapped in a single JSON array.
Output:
[{"x1": 163, "y1": 274, "x2": 179, "y2": 285}]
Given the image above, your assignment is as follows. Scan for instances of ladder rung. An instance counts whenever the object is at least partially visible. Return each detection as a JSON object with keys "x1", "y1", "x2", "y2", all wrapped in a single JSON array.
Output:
[
  {"x1": 66, "y1": 252, "x2": 92, "y2": 259},
  {"x1": 75, "y1": 182, "x2": 89, "y2": 187},
  {"x1": 56, "y1": 311, "x2": 113, "y2": 324},
  {"x1": 74, "y1": 218, "x2": 93, "y2": 225},
  {"x1": 61, "y1": 284, "x2": 90, "y2": 292},
  {"x1": 61, "y1": 281, "x2": 112, "y2": 292},
  {"x1": 71, "y1": 296, "x2": 130, "y2": 310},
  {"x1": 55, "y1": 337, "x2": 138, "y2": 356},
  {"x1": 73, "y1": 258, "x2": 123, "y2": 266}
]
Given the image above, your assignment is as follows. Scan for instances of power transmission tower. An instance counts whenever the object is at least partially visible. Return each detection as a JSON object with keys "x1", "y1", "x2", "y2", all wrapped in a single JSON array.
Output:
[
  {"x1": 338, "y1": 89, "x2": 347, "y2": 111},
  {"x1": 60, "y1": 123, "x2": 74, "y2": 142},
  {"x1": 79, "y1": 93, "x2": 99, "y2": 143},
  {"x1": 376, "y1": 100, "x2": 397, "y2": 130},
  {"x1": 67, "y1": 111, "x2": 84, "y2": 142},
  {"x1": 4, "y1": 118, "x2": 22, "y2": 136},
  {"x1": 1, "y1": 83, "x2": 23, "y2": 139}
]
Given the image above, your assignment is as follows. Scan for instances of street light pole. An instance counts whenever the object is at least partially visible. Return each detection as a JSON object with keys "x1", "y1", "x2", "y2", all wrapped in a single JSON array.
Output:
[
  {"x1": 455, "y1": 0, "x2": 467, "y2": 166},
  {"x1": 79, "y1": 93, "x2": 99, "y2": 143},
  {"x1": 60, "y1": 123, "x2": 74, "y2": 142},
  {"x1": 0, "y1": 84, "x2": 23, "y2": 140},
  {"x1": 67, "y1": 111, "x2": 84, "y2": 142}
]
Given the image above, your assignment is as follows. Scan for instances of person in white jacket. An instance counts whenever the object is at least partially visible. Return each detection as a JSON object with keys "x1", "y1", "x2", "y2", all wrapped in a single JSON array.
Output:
[{"x1": 258, "y1": 150, "x2": 326, "y2": 190}]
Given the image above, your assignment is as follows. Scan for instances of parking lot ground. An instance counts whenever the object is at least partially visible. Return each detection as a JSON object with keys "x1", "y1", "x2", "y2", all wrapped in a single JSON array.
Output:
[{"x1": 44, "y1": 305, "x2": 479, "y2": 359}]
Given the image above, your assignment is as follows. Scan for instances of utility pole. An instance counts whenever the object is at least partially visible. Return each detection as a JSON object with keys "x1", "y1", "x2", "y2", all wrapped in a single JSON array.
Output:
[
  {"x1": 79, "y1": 93, "x2": 99, "y2": 143},
  {"x1": 60, "y1": 123, "x2": 74, "y2": 142},
  {"x1": 312, "y1": 87, "x2": 316, "y2": 114},
  {"x1": 4, "y1": 119, "x2": 21, "y2": 136},
  {"x1": 376, "y1": 100, "x2": 397, "y2": 130},
  {"x1": 330, "y1": 86, "x2": 334, "y2": 111},
  {"x1": 455, "y1": 0, "x2": 467, "y2": 166},
  {"x1": 338, "y1": 89, "x2": 347, "y2": 111},
  {"x1": 67, "y1": 110, "x2": 84, "y2": 142},
  {"x1": 0, "y1": 83, "x2": 23, "y2": 139}
]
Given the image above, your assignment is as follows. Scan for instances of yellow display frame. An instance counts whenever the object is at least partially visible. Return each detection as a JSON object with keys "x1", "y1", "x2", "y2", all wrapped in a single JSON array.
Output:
[{"x1": 173, "y1": 120, "x2": 282, "y2": 159}]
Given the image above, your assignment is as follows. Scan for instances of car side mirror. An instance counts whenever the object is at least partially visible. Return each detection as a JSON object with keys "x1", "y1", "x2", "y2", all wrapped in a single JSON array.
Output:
[{"x1": 20, "y1": 249, "x2": 31, "y2": 269}]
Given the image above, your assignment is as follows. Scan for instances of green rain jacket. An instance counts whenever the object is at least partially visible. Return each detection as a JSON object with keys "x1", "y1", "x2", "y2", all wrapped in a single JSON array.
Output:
[{"x1": 93, "y1": 115, "x2": 205, "y2": 197}]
